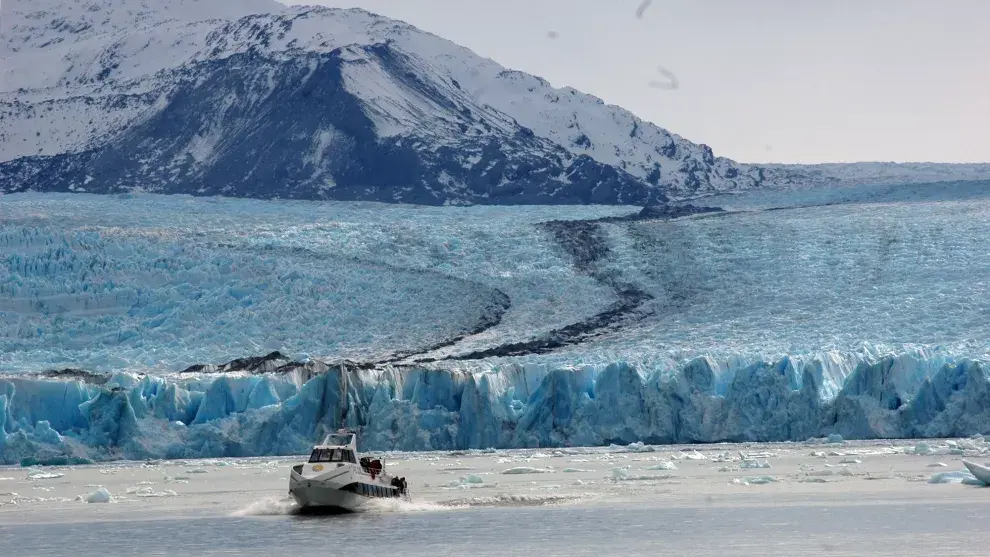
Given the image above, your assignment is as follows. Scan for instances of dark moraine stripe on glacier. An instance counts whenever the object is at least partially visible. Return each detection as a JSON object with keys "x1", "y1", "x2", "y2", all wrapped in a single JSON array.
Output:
[
  {"x1": 0, "y1": 47, "x2": 666, "y2": 206},
  {"x1": 424, "y1": 219, "x2": 655, "y2": 361},
  {"x1": 206, "y1": 243, "x2": 513, "y2": 366}
]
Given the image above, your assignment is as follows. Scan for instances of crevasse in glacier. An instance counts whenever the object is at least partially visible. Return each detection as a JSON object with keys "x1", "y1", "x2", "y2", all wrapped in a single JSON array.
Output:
[{"x1": 2, "y1": 350, "x2": 988, "y2": 464}]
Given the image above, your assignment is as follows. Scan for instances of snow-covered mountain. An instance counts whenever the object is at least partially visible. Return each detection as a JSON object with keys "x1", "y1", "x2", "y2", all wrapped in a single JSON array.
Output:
[{"x1": 4, "y1": 0, "x2": 987, "y2": 205}]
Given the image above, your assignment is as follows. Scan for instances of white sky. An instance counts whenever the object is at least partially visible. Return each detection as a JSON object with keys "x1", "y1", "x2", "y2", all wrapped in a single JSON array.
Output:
[{"x1": 290, "y1": 0, "x2": 988, "y2": 164}]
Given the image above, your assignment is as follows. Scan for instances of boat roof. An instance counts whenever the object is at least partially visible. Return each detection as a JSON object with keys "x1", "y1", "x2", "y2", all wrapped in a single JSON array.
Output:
[{"x1": 312, "y1": 430, "x2": 357, "y2": 449}]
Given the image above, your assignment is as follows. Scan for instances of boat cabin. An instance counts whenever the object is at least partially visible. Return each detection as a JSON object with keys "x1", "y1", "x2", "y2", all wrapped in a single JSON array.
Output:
[
  {"x1": 307, "y1": 432, "x2": 359, "y2": 464},
  {"x1": 308, "y1": 447, "x2": 357, "y2": 464}
]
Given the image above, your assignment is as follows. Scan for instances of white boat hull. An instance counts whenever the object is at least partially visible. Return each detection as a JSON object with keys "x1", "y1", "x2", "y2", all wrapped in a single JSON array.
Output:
[
  {"x1": 290, "y1": 480, "x2": 370, "y2": 512},
  {"x1": 289, "y1": 462, "x2": 404, "y2": 512},
  {"x1": 962, "y1": 460, "x2": 990, "y2": 485}
]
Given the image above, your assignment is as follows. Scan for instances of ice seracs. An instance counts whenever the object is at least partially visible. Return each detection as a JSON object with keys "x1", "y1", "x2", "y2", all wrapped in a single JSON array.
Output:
[{"x1": 288, "y1": 430, "x2": 409, "y2": 512}]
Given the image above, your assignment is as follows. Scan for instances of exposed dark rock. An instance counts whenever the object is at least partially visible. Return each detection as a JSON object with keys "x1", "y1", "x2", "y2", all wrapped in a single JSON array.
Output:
[
  {"x1": 40, "y1": 368, "x2": 111, "y2": 385},
  {"x1": 636, "y1": 204, "x2": 724, "y2": 220},
  {"x1": 0, "y1": 48, "x2": 668, "y2": 206}
]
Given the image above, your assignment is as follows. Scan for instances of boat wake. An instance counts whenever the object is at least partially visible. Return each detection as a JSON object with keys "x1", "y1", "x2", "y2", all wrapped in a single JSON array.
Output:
[
  {"x1": 360, "y1": 497, "x2": 447, "y2": 514},
  {"x1": 231, "y1": 495, "x2": 446, "y2": 517},
  {"x1": 435, "y1": 493, "x2": 583, "y2": 509},
  {"x1": 231, "y1": 496, "x2": 301, "y2": 517}
]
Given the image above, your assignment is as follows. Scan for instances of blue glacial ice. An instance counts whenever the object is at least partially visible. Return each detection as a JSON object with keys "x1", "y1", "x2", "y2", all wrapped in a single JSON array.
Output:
[
  {"x1": 6, "y1": 192, "x2": 990, "y2": 373},
  {"x1": 3, "y1": 192, "x2": 990, "y2": 463},
  {"x1": 3, "y1": 351, "x2": 990, "y2": 464}
]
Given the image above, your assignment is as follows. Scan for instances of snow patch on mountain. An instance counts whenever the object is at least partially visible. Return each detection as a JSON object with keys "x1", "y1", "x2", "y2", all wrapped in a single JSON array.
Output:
[{"x1": 2, "y1": 0, "x2": 988, "y2": 204}]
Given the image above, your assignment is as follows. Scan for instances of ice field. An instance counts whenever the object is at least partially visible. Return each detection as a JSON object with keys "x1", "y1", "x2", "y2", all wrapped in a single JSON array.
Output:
[
  {"x1": 4, "y1": 187, "x2": 990, "y2": 372},
  {"x1": 2, "y1": 439, "x2": 989, "y2": 556},
  {"x1": 0, "y1": 194, "x2": 634, "y2": 372},
  {"x1": 3, "y1": 186, "x2": 990, "y2": 463}
]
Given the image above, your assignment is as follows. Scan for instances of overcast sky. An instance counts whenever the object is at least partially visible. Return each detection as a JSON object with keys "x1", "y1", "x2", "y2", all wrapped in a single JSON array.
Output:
[{"x1": 292, "y1": 0, "x2": 988, "y2": 164}]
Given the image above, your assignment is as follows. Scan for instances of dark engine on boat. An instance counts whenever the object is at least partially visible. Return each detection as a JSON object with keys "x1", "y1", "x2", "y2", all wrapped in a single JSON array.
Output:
[{"x1": 359, "y1": 457, "x2": 408, "y2": 495}]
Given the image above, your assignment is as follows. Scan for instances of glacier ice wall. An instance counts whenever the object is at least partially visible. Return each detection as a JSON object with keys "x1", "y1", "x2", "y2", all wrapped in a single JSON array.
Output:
[{"x1": 3, "y1": 351, "x2": 989, "y2": 464}]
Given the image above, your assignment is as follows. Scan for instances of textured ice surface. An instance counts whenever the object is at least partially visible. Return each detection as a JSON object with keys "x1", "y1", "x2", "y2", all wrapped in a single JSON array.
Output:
[
  {"x1": 3, "y1": 354, "x2": 990, "y2": 464},
  {"x1": 5, "y1": 193, "x2": 990, "y2": 372},
  {"x1": 0, "y1": 194, "x2": 626, "y2": 372},
  {"x1": 4, "y1": 193, "x2": 990, "y2": 462}
]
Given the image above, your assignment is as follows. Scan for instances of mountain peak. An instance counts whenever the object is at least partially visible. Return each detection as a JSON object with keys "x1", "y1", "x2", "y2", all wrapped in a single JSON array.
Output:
[{"x1": 2, "y1": 1, "x2": 988, "y2": 203}]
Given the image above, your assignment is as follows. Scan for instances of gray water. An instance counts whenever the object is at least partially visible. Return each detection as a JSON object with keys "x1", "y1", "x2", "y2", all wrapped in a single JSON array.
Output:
[{"x1": 3, "y1": 500, "x2": 987, "y2": 556}]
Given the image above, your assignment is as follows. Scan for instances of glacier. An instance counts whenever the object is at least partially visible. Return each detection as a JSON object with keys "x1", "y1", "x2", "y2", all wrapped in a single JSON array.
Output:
[
  {"x1": 3, "y1": 350, "x2": 990, "y2": 464},
  {"x1": 5, "y1": 190, "x2": 990, "y2": 372},
  {"x1": 3, "y1": 190, "x2": 990, "y2": 463}
]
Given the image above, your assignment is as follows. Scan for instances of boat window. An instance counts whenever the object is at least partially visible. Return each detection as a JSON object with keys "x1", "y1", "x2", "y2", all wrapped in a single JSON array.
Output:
[
  {"x1": 308, "y1": 448, "x2": 357, "y2": 463},
  {"x1": 308, "y1": 449, "x2": 329, "y2": 463},
  {"x1": 309, "y1": 449, "x2": 357, "y2": 463}
]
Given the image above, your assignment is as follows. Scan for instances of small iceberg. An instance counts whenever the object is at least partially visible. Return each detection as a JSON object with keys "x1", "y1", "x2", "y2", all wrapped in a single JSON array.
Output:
[
  {"x1": 501, "y1": 467, "x2": 551, "y2": 475},
  {"x1": 645, "y1": 461, "x2": 677, "y2": 471},
  {"x1": 732, "y1": 475, "x2": 779, "y2": 485},
  {"x1": 27, "y1": 472, "x2": 64, "y2": 480},
  {"x1": 85, "y1": 488, "x2": 112, "y2": 503}
]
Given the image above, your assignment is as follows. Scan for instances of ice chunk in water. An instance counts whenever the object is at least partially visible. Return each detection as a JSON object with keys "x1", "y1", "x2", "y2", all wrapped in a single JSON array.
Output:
[
  {"x1": 501, "y1": 467, "x2": 551, "y2": 475},
  {"x1": 645, "y1": 461, "x2": 677, "y2": 471},
  {"x1": 85, "y1": 488, "x2": 112, "y2": 503}
]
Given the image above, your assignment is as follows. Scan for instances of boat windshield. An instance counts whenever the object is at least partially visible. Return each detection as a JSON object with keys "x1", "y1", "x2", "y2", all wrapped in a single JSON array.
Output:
[
  {"x1": 324, "y1": 433, "x2": 354, "y2": 446},
  {"x1": 308, "y1": 448, "x2": 357, "y2": 464}
]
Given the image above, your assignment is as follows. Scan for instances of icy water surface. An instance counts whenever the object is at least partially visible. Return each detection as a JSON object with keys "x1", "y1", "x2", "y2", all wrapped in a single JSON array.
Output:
[
  {"x1": 3, "y1": 501, "x2": 988, "y2": 556},
  {"x1": 2, "y1": 440, "x2": 989, "y2": 555}
]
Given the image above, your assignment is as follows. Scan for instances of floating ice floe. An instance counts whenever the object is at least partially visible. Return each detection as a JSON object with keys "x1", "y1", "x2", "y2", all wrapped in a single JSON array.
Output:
[
  {"x1": 803, "y1": 469, "x2": 855, "y2": 477},
  {"x1": 739, "y1": 460, "x2": 771, "y2": 469},
  {"x1": 732, "y1": 476, "x2": 778, "y2": 485},
  {"x1": 501, "y1": 467, "x2": 552, "y2": 475},
  {"x1": 610, "y1": 468, "x2": 672, "y2": 482},
  {"x1": 671, "y1": 451, "x2": 706, "y2": 461},
  {"x1": 645, "y1": 462, "x2": 677, "y2": 471},
  {"x1": 927, "y1": 470, "x2": 985, "y2": 486},
  {"x1": 134, "y1": 488, "x2": 179, "y2": 498},
  {"x1": 27, "y1": 472, "x2": 64, "y2": 480},
  {"x1": 740, "y1": 451, "x2": 778, "y2": 459},
  {"x1": 85, "y1": 488, "x2": 112, "y2": 503}
]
